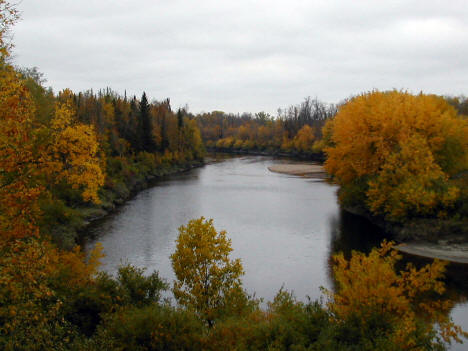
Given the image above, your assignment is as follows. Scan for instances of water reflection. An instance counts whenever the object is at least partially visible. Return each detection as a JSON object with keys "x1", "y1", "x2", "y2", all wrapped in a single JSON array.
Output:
[
  {"x1": 328, "y1": 209, "x2": 386, "y2": 258},
  {"x1": 327, "y1": 209, "x2": 468, "y2": 351}
]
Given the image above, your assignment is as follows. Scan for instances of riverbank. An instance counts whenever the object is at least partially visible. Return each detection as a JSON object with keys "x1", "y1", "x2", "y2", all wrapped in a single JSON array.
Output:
[
  {"x1": 343, "y1": 206, "x2": 468, "y2": 264},
  {"x1": 396, "y1": 242, "x2": 468, "y2": 264},
  {"x1": 206, "y1": 147, "x2": 326, "y2": 162},
  {"x1": 55, "y1": 159, "x2": 205, "y2": 249}
]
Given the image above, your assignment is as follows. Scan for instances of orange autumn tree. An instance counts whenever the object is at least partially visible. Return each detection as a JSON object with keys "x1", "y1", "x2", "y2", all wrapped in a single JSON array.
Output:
[
  {"x1": 0, "y1": 2, "x2": 105, "y2": 348},
  {"x1": 0, "y1": 66, "x2": 105, "y2": 349},
  {"x1": 324, "y1": 90, "x2": 468, "y2": 221},
  {"x1": 0, "y1": 70, "x2": 105, "y2": 239},
  {"x1": 324, "y1": 242, "x2": 467, "y2": 349},
  {"x1": 0, "y1": 65, "x2": 43, "y2": 240}
]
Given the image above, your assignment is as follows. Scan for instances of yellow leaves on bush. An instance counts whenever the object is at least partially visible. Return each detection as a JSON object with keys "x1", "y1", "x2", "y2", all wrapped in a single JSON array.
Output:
[
  {"x1": 324, "y1": 90, "x2": 468, "y2": 220},
  {"x1": 325, "y1": 241, "x2": 467, "y2": 348},
  {"x1": 171, "y1": 217, "x2": 244, "y2": 326}
]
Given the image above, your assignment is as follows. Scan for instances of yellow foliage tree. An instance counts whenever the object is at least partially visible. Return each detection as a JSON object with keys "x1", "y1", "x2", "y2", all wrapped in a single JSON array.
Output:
[
  {"x1": 171, "y1": 217, "x2": 244, "y2": 326},
  {"x1": 47, "y1": 98, "x2": 105, "y2": 203},
  {"x1": 0, "y1": 65, "x2": 105, "y2": 242},
  {"x1": 324, "y1": 91, "x2": 468, "y2": 220},
  {"x1": 325, "y1": 241, "x2": 467, "y2": 349},
  {"x1": 293, "y1": 124, "x2": 315, "y2": 153}
]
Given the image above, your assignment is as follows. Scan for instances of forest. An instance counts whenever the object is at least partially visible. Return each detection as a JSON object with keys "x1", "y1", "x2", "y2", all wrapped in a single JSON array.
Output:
[
  {"x1": 1, "y1": 1, "x2": 468, "y2": 350},
  {"x1": 195, "y1": 97, "x2": 336, "y2": 157}
]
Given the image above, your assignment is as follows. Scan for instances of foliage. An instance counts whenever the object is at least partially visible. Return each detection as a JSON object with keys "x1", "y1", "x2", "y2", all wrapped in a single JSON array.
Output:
[
  {"x1": 0, "y1": 64, "x2": 105, "y2": 244},
  {"x1": 205, "y1": 290, "x2": 331, "y2": 351},
  {"x1": 0, "y1": 64, "x2": 42, "y2": 240},
  {"x1": 293, "y1": 124, "x2": 315, "y2": 153},
  {"x1": 0, "y1": 237, "x2": 103, "y2": 350},
  {"x1": 0, "y1": 0, "x2": 18, "y2": 59},
  {"x1": 91, "y1": 305, "x2": 205, "y2": 351},
  {"x1": 114, "y1": 265, "x2": 168, "y2": 307},
  {"x1": 324, "y1": 90, "x2": 468, "y2": 221},
  {"x1": 323, "y1": 241, "x2": 467, "y2": 350},
  {"x1": 47, "y1": 97, "x2": 105, "y2": 203},
  {"x1": 195, "y1": 97, "x2": 335, "y2": 156},
  {"x1": 171, "y1": 217, "x2": 245, "y2": 326}
]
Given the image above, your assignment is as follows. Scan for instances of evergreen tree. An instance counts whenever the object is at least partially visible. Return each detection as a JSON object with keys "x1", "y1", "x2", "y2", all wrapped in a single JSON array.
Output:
[
  {"x1": 177, "y1": 108, "x2": 184, "y2": 129},
  {"x1": 140, "y1": 92, "x2": 155, "y2": 152},
  {"x1": 128, "y1": 96, "x2": 141, "y2": 151}
]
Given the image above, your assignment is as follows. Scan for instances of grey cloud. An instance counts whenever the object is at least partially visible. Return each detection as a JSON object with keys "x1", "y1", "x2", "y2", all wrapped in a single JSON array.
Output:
[{"x1": 12, "y1": 0, "x2": 468, "y2": 114}]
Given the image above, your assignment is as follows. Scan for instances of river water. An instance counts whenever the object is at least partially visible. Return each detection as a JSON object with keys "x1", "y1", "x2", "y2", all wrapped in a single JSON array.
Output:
[{"x1": 85, "y1": 156, "x2": 467, "y2": 350}]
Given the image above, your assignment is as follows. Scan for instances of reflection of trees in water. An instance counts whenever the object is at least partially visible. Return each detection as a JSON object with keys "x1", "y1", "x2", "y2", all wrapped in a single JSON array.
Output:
[
  {"x1": 399, "y1": 253, "x2": 468, "y2": 305},
  {"x1": 326, "y1": 209, "x2": 387, "y2": 292},
  {"x1": 328, "y1": 209, "x2": 386, "y2": 259},
  {"x1": 327, "y1": 209, "x2": 468, "y2": 327}
]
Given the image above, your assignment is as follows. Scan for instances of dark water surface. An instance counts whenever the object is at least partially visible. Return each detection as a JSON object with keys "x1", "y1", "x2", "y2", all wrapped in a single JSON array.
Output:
[{"x1": 85, "y1": 156, "x2": 467, "y2": 350}]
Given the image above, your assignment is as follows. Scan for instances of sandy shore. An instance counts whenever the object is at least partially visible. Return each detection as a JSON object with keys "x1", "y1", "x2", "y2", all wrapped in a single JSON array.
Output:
[
  {"x1": 268, "y1": 163, "x2": 327, "y2": 178},
  {"x1": 396, "y1": 242, "x2": 468, "y2": 264}
]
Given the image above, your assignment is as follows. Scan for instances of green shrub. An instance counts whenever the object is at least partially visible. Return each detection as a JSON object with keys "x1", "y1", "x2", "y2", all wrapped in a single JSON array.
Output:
[{"x1": 94, "y1": 305, "x2": 204, "y2": 351}]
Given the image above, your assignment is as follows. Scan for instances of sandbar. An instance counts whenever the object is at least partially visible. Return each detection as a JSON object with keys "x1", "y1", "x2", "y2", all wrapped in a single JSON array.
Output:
[
  {"x1": 396, "y1": 242, "x2": 468, "y2": 264},
  {"x1": 268, "y1": 163, "x2": 327, "y2": 178}
]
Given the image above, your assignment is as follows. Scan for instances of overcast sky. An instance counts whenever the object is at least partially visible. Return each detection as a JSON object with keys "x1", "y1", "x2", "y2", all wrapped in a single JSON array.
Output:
[{"x1": 12, "y1": 0, "x2": 468, "y2": 115}]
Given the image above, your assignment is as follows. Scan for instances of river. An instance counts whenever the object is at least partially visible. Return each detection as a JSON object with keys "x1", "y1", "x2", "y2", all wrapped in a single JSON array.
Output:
[{"x1": 85, "y1": 155, "x2": 467, "y2": 350}]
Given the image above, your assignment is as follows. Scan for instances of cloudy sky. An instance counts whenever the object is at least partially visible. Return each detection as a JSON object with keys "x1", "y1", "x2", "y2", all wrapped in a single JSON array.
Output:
[{"x1": 12, "y1": 0, "x2": 468, "y2": 114}]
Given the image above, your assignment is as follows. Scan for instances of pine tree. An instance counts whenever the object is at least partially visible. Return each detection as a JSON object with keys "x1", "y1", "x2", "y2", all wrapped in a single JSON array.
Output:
[{"x1": 140, "y1": 92, "x2": 155, "y2": 152}]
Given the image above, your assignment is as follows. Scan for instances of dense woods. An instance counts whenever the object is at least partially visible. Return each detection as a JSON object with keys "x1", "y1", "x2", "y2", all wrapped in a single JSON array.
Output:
[
  {"x1": 1, "y1": 1, "x2": 468, "y2": 350},
  {"x1": 195, "y1": 97, "x2": 336, "y2": 157}
]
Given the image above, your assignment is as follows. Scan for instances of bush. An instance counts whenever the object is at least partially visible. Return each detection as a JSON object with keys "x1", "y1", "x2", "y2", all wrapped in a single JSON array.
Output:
[{"x1": 93, "y1": 305, "x2": 204, "y2": 351}]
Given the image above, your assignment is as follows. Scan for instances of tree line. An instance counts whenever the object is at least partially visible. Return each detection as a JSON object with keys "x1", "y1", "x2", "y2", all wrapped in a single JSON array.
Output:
[{"x1": 194, "y1": 97, "x2": 336, "y2": 156}]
